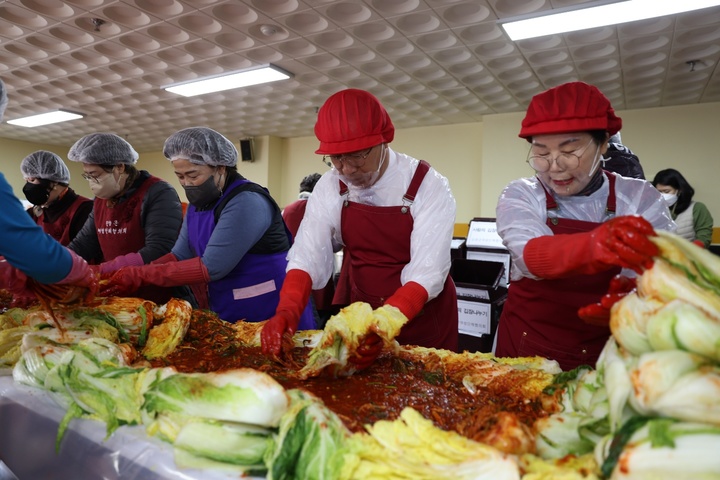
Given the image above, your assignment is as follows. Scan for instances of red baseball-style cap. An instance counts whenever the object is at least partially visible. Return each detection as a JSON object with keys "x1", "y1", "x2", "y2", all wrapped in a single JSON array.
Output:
[
  {"x1": 314, "y1": 89, "x2": 395, "y2": 155},
  {"x1": 519, "y1": 81, "x2": 622, "y2": 140}
]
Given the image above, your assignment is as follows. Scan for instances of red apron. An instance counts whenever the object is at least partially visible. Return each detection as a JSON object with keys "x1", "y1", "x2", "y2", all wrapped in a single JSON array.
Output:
[
  {"x1": 35, "y1": 194, "x2": 90, "y2": 246},
  {"x1": 95, "y1": 175, "x2": 173, "y2": 304},
  {"x1": 334, "y1": 161, "x2": 458, "y2": 351},
  {"x1": 495, "y1": 172, "x2": 619, "y2": 370}
]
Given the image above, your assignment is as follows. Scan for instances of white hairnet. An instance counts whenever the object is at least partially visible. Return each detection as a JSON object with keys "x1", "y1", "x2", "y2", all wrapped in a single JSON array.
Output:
[
  {"x1": 21, "y1": 150, "x2": 71, "y2": 184},
  {"x1": 68, "y1": 133, "x2": 139, "y2": 165},
  {"x1": 163, "y1": 127, "x2": 238, "y2": 167},
  {"x1": 0, "y1": 78, "x2": 7, "y2": 121}
]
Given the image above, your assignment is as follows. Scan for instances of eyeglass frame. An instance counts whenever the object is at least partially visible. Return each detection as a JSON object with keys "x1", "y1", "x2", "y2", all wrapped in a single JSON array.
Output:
[
  {"x1": 526, "y1": 138, "x2": 596, "y2": 173},
  {"x1": 81, "y1": 166, "x2": 115, "y2": 184},
  {"x1": 322, "y1": 147, "x2": 374, "y2": 169}
]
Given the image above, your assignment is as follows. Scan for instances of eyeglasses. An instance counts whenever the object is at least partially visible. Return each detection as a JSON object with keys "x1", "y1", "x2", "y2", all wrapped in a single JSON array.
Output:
[
  {"x1": 526, "y1": 138, "x2": 595, "y2": 173},
  {"x1": 322, "y1": 147, "x2": 374, "y2": 169},
  {"x1": 82, "y1": 170, "x2": 111, "y2": 183}
]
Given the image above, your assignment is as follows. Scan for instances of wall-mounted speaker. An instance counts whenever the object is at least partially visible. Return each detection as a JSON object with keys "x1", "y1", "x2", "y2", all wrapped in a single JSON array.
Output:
[{"x1": 239, "y1": 138, "x2": 254, "y2": 162}]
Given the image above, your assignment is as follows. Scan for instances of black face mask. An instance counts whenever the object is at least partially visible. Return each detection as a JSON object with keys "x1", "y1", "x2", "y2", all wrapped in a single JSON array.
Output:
[
  {"x1": 23, "y1": 181, "x2": 52, "y2": 206},
  {"x1": 184, "y1": 175, "x2": 222, "y2": 208}
]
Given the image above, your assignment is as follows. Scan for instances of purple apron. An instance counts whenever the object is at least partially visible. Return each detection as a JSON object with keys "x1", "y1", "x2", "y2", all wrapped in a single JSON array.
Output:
[{"x1": 187, "y1": 178, "x2": 314, "y2": 328}]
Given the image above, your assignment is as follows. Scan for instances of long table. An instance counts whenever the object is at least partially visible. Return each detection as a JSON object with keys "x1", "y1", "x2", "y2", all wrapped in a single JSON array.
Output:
[{"x1": 0, "y1": 375, "x2": 256, "y2": 480}]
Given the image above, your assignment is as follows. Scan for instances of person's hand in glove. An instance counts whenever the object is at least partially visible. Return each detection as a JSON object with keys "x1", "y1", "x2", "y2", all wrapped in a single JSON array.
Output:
[
  {"x1": 578, "y1": 274, "x2": 637, "y2": 326},
  {"x1": 0, "y1": 259, "x2": 31, "y2": 298},
  {"x1": 51, "y1": 249, "x2": 99, "y2": 303},
  {"x1": 98, "y1": 252, "x2": 144, "y2": 275},
  {"x1": 261, "y1": 269, "x2": 312, "y2": 356},
  {"x1": 3, "y1": 249, "x2": 98, "y2": 304},
  {"x1": 348, "y1": 332, "x2": 383, "y2": 370},
  {"x1": 99, "y1": 257, "x2": 209, "y2": 297},
  {"x1": 525, "y1": 215, "x2": 659, "y2": 279},
  {"x1": 345, "y1": 281, "x2": 430, "y2": 371}
]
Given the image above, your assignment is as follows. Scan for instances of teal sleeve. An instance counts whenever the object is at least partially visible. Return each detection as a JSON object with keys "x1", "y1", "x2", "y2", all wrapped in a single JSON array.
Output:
[
  {"x1": 692, "y1": 202, "x2": 714, "y2": 247},
  {"x1": 0, "y1": 173, "x2": 72, "y2": 283}
]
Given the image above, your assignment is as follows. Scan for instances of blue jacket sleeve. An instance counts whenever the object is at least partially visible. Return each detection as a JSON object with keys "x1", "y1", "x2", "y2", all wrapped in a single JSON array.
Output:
[{"x1": 0, "y1": 173, "x2": 71, "y2": 283}]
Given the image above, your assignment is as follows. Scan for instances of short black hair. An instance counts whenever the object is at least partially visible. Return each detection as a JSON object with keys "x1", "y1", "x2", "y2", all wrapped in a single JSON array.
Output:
[{"x1": 300, "y1": 173, "x2": 322, "y2": 193}]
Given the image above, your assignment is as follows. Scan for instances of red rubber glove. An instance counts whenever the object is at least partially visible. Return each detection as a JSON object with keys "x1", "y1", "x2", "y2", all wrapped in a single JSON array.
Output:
[
  {"x1": 12, "y1": 249, "x2": 98, "y2": 305},
  {"x1": 99, "y1": 257, "x2": 209, "y2": 297},
  {"x1": 150, "y1": 253, "x2": 179, "y2": 265},
  {"x1": 0, "y1": 259, "x2": 31, "y2": 298},
  {"x1": 261, "y1": 269, "x2": 312, "y2": 356},
  {"x1": 384, "y1": 281, "x2": 429, "y2": 320},
  {"x1": 578, "y1": 274, "x2": 637, "y2": 326},
  {"x1": 525, "y1": 215, "x2": 659, "y2": 279},
  {"x1": 349, "y1": 333, "x2": 383, "y2": 370},
  {"x1": 346, "y1": 282, "x2": 429, "y2": 371}
]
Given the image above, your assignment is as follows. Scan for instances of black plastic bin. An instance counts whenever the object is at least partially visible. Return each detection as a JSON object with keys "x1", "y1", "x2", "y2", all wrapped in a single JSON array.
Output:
[{"x1": 450, "y1": 258, "x2": 508, "y2": 353}]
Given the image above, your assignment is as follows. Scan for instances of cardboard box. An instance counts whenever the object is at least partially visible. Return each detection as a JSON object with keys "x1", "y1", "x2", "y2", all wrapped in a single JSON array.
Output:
[{"x1": 450, "y1": 258, "x2": 508, "y2": 354}]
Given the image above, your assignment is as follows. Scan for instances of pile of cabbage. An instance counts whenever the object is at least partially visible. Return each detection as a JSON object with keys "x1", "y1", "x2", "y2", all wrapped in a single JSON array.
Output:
[
  {"x1": 8, "y1": 230, "x2": 720, "y2": 479},
  {"x1": 536, "y1": 231, "x2": 720, "y2": 479},
  {"x1": 10, "y1": 333, "x2": 525, "y2": 480}
]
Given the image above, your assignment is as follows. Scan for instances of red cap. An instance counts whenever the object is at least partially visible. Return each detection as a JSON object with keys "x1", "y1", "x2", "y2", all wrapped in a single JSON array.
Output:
[
  {"x1": 519, "y1": 82, "x2": 622, "y2": 141},
  {"x1": 314, "y1": 89, "x2": 395, "y2": 154}
]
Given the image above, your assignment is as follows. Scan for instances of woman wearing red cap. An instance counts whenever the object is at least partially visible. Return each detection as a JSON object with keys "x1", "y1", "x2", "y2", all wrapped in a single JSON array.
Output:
[
  {"x1": 261, "y1": 89, "x2": 458, "y2": 364},
  {"x1": 495, "y1": 82, "x2": 675, "y2": 371}
]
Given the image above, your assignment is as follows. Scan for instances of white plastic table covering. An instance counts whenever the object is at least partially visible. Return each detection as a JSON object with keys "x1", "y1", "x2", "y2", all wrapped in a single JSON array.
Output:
[{"x1": 0, "y1": 376, "x2": 264, "y2": 480}]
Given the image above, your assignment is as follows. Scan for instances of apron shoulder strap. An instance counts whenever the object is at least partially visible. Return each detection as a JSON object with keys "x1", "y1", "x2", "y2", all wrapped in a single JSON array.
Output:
[
  {"x1": 402, "y1": 160, "x2": 431, "y2": 204},
  {"x1": 603, "y1": 170, "x2": 617, "y2": 214}
]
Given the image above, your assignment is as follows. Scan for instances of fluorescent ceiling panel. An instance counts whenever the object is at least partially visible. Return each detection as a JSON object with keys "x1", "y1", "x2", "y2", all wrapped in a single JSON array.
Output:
[
  {"x1": 7, "y1": 110, "x2": 84, "y2": 127},
  {"x1": 165, "y1": 64, "x2": 292, "y2": 97},
  {"x1": 502, "y1": 0, "x2": 720, "y2": 41}
]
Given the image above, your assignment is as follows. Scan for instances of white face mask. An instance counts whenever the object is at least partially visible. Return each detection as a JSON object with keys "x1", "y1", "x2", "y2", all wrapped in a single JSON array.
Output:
[
  {"x1": 336, "y1": 144, "x2": 387, "y2": 189},
  {"x1": 90, "y1": 169, "x2": 125, "y2": 199},
  {"x1": 661, "y1": 192, "x2": 678, "y2": 207}
]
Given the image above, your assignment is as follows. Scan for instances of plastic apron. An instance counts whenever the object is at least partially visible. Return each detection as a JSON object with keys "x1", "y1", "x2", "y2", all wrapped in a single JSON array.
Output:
[
  {"x1": 495, "y1": 172, "x2": 619, "y2": 370},
  {"x1": 188, "y1": 178, "x2": 314, "y2": 328},
  {"x1": 334, "y1": 160, "x2": 458, "y2": 351}
]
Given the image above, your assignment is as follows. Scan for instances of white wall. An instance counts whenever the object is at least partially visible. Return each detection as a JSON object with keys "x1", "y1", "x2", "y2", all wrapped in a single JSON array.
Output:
[{"x1": 2, "y1": 101, "x2": 719, "y2": 227}]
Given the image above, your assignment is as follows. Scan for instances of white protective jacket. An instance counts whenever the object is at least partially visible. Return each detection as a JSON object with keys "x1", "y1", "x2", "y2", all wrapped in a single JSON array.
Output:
[
  {"x1": 497, "y1": 173, "x2": 676, "y2": 282},
  {"x1": 287, "y1": 148, "x2": 456, "y2": 301}
]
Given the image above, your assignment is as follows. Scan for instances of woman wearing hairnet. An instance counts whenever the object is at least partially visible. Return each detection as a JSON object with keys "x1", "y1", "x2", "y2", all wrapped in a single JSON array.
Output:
[
  {"x1": 100, "y1": 127, "x2": 315, "y2": 327},
  {"x1": 20, "y1": 150, "x2": 92, "y2": 245},
  {"x1": 66, "y1": 132, "x2": 184, "y2": 303},
  {"x1": 0, "y1": 78, "x2": 97, "y2": 303},
  {"x1": 494, "y1": 81, "x2": 675, "y2": 371},
  {"x1": 260, "y1": 89, "x2": 458, "y2": 366}
]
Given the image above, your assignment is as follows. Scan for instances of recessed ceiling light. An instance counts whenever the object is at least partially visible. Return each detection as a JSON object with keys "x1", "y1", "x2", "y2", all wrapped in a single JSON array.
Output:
[
  {"x1": 164, "y1": 64, "x2": 293, "y2": 98},
  {"x1": 259, "y1": 24, "x2": 278, "y2": 36},
  {"x1": 7, "y1": 110, "x2": 84, "y2": 127},
  {"x1": 501, "y1": 0, "x2": 720, "y2": 41}
]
